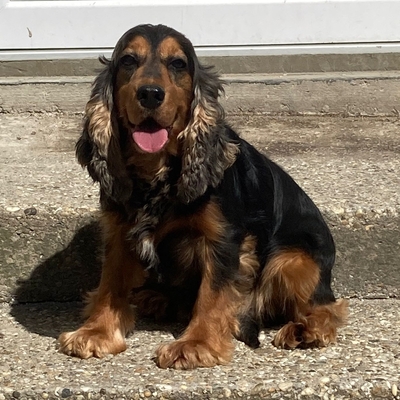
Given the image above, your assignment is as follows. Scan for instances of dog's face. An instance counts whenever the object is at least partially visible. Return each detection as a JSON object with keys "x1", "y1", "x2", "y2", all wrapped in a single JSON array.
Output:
[
  {"x1": 114, "y1": 28, "x2": 195, "y2": 157},
  {"x1": 77, "y1": 24, "x2": 238, "y2": 203}
]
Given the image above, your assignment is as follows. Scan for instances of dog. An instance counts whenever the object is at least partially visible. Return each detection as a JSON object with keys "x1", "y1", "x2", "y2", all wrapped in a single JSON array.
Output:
[{"x1": 58, "y1": 24, "x2": 348, "y2": 369}]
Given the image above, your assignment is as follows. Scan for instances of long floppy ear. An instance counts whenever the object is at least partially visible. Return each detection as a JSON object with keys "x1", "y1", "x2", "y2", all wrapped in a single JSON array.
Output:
[
  {"x1": 76, "y1": 56, "x2": 131, "y2": 201},
  {"x1": 177, "y1": 62, "x2": 239, "y2": 203}
]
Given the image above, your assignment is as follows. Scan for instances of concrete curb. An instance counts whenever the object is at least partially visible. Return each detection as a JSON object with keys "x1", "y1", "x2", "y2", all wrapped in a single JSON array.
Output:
[
  {"x1": 2, "y1": 53, "x2": 400, "y2": 76},
  {"x1": 2, "y1": 210, "x2": 400, "y2": 304},
  {"x1": 1, "y1": 72, "x2": 400, "y2": 116}
]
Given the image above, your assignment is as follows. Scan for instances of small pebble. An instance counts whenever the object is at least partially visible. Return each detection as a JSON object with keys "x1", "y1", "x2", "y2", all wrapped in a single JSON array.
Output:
[
  {"x1": 355, "y1": 209, "x2": 364, "y2": 217},
  {"x1": 392, "y1": 384, "x2": 398, "y2": 397},
  {"x1": 333, "y1": 207, "x2": 345, "y2": 215},
  {"x1": 301, "y1": 387, "x2": 314, "y2": 396},
  {"x1": 6, "y1": 206, "x2": 20, "y2": 213},
  {"x1": 61, "y1": 389, "x2": 72, "y2": 398},
  {"x1": 278, "y1": 382, "x2": 293, "y2": 391},
  {"x1": 223, "y1": 388, "x2": 231, "y2": 398},
  {"x1": 24, "y1": 207, "x2": 37, "y2": 216}
]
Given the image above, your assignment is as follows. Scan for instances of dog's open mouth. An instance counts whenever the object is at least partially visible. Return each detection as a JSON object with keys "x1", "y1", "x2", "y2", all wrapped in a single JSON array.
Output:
[{"x1": 131, "y1": 118, "x2": 169, "y2": 153}]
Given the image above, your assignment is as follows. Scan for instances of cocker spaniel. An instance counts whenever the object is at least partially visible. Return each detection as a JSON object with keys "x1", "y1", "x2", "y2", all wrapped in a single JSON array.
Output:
[{"x1": 58, "y1": 24, "x2": 348, "y2": 369}]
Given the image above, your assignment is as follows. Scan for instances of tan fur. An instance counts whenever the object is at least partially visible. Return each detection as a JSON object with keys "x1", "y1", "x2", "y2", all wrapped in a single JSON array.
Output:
[
  {"x1": 118, "y1": 36, "x2": 192, "y2": 129},
  {"x1": 237, "y1": 235, "x2": 260, "y2": 293},
  {"x1": 158, "y1": 37, "x2": 187, "y2": 60},
  {"x1": 154, "y1": 201, "x2": 228, "y2": 288},
  {"x1": 114, "y1": 35, "x2": 193, "y2": 182},
  {"x1": 178, "y1": 89, "x2": 239, "y2": 172},
  {"x1": 149, "y1": 202, "x2": 240, "y2": 368},
  {"x1": 273, "y1": 299, "x2": 349, "y2": 349},
  {"x1": 155, "y1": 201, "x2": 226, "y2": 244},
  {"x1": 155, "y1": 245, "x2": 238, "y2": 369},
  {"x1": 131, "y1": 235, "x2": 260, "y2": 329},
  {"x1": 123, "y1": 35, "x2": 151, "y2": 57},
  {"x1": 133, "y1": 203, "x2": 231, "y2": 320},
  {"x1": 58, "y1": 212, "x2": 147, "y2": 358},
  {"x1": 257, "y1": 250, "x2": 321, "y2": 317},
  {"x1": 247, "y1": 249, "x2": 348, "y2": 349},
  {"x1": 85, "y1": 101, "x2": 112, "y2": 157},
  {"x1": 178, "y1": 94, "x2": 218, "y2": 141}
]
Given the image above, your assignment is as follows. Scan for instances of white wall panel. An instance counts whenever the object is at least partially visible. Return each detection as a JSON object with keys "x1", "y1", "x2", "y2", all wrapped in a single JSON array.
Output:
[{"x1": 1, "y1": 0, "x2": 399, "y2": 60}]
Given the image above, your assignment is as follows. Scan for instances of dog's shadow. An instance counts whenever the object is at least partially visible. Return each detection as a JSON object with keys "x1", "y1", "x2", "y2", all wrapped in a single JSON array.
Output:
[{"x1": 9, "y1": 221, "x2": 185, "y2": 340}]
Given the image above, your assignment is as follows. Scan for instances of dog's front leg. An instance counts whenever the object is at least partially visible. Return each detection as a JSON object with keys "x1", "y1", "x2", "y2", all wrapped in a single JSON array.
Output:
[
  {"x1": 58, "y1": 212, "x2": 146, "y2": 358},
  {"x1": 155, "y1": 242, "x2": 238, "y2": 369}
]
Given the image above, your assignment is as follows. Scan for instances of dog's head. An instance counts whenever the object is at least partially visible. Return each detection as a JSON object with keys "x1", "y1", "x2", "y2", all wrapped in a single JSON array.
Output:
[{"x1": 77, "y1": 24, "x2": 238, "y2": 203}]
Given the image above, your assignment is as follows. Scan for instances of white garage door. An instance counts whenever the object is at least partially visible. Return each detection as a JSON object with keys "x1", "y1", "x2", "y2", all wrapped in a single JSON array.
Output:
[{"x1": 1, "y1": 0, "x2": 400, "y2": 60}]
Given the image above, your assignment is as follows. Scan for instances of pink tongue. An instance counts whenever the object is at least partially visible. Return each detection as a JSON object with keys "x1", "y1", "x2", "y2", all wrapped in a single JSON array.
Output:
[{"x1": 132, "y1": 129, "x2": 168, "y2": 153}]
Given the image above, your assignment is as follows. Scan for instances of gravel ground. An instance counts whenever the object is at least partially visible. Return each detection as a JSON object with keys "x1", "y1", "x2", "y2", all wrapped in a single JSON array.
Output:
[{"x1": 0, "y1": 299, "x2": 399, "y2": 400}]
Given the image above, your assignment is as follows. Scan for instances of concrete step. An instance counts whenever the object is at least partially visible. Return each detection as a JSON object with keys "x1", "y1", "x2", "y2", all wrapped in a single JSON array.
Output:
[
  {"x1": 1, "y1": 112, "x2": 399, "y2": 303},
  {"x1": 0, "y1": 299, "x2": 399, "y2": 400},
  {"x1": 2, "y1": 71, "x2": 400, "y2": 117}
]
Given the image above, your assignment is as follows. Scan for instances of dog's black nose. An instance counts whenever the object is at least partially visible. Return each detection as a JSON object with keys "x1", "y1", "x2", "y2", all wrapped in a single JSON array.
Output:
[{"x1": 137, "y1": 85, "x2": 165, "y2": 109}]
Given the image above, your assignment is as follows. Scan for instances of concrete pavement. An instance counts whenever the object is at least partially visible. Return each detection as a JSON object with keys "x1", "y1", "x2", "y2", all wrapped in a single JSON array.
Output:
[{"x1": 0, "y1": 299, "x2": 399, "y2": 400}]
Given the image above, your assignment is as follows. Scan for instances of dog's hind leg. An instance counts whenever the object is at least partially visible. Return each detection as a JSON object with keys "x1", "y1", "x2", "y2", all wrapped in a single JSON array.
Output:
[{"x1": 254, "y1": 249, "x2": 348, "y2": 349}]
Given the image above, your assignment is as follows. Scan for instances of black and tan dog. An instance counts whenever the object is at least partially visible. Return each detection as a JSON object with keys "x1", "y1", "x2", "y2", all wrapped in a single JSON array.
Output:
[{"x1": 58, "y1": 24, "x2": 348, "y2": 369}]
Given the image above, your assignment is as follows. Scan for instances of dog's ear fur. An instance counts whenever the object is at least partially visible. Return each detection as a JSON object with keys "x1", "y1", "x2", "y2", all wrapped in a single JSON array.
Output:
[
  {"x1": 76, "y1": 56, "x2": 131, "y2": 200},
  {"x1": 177, "y1": 62, "x2": 238, "y2": 203}
]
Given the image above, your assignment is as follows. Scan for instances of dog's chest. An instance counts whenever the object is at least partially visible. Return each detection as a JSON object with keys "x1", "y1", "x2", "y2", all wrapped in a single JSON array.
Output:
[{"x1": 125, "y1": 171, "x2": 193, "y2": 263}]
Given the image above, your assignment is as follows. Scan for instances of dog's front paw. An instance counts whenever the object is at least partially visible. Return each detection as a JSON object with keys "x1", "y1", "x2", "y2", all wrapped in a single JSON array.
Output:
[
  {"x1": 155, "y1": 339, "x2": 231, "y2": 369},
  {"x1": 58, "y1": 328, "x2": 126, "y2": 359}
]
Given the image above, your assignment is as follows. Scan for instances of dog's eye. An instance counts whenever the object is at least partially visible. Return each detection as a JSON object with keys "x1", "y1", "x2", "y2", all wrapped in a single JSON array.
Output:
[
  {"x1": 169, "y1": 58, "x2": 187, "y2": 70},
  {"x1": 120, "y1": 55, "x2": 138, "y2": 68}
]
